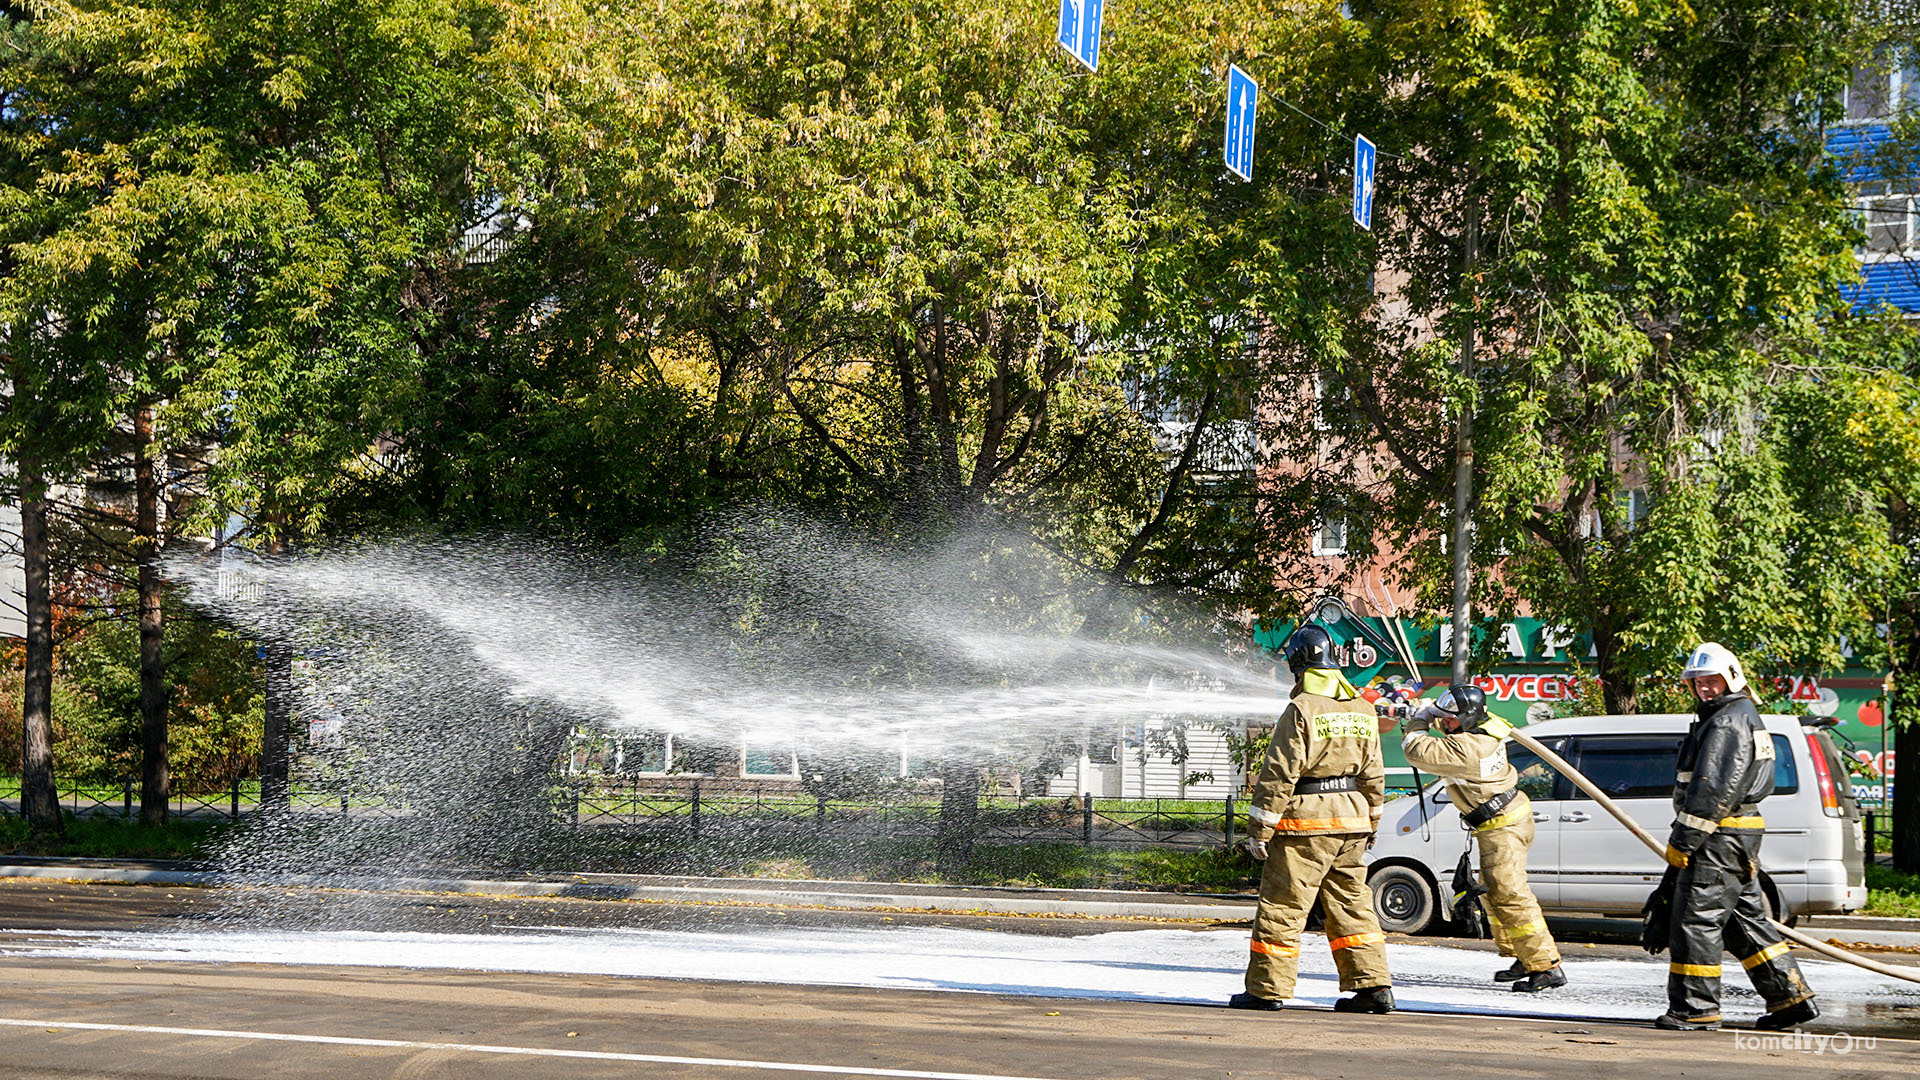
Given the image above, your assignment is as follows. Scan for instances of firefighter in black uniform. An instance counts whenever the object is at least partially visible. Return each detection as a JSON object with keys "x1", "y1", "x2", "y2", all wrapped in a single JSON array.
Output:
[{"x1": 1653, "y1": 642, "x2": 1818, "y2": 1032}]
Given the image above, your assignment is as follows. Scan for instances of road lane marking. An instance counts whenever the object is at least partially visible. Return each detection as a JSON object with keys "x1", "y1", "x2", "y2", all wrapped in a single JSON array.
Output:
[{"x1": 0, "y1": 1017, "x2": 1067, "y2": 1080}]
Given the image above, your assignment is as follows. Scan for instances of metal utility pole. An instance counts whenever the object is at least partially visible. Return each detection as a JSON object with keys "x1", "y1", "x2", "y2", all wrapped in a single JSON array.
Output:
[{"x1": 1449, "y1": 191, "x2": 1479, "y2": 687}]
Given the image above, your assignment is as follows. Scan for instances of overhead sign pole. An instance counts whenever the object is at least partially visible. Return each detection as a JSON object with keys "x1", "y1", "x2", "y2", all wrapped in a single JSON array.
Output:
[
  {"x1": 1057, "y1": 0, "x2": 1103, "y2": 72},
  {"x1": 1224, "y1": 65, "x2": 1257, "y2": 182},
  {"x1": 1353, "y1": 133, "x2": 1376, "y2": 230}
]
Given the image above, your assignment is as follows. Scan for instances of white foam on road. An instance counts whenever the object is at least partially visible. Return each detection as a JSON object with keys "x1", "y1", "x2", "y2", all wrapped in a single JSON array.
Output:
[{"x1": 9, "y1": 924, "x2": 1917, "y2": 1023}]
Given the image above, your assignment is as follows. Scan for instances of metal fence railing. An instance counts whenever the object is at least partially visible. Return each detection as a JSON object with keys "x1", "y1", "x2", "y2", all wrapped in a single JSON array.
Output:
[
  {"x1": 0, "y1": 775, "x2": 1423, "y2": 850},
  {"x1": 558, "y1": 781, "x2": 1250, "y2": 850},
  {"x1": 0, "y1": 777, "x2": 415, "y2": 823}
]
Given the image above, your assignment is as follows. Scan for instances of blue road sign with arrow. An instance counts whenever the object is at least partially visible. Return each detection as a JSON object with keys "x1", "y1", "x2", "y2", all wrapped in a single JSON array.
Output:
[
  {"x1": 1353, "y1": 134, "x2": 1376, "y2": 229},
  {"x1": 1057, "y1": 0, "x2": 1102, "y2": 72},
  {"x1": 1224, "y1": 65, "x2": 1257, "y2": 182}
]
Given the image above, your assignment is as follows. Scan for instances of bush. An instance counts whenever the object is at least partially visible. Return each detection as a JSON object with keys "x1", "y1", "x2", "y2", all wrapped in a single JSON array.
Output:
[{"x1": 0, "y1": 597, "x2": 262, "y2": 788}]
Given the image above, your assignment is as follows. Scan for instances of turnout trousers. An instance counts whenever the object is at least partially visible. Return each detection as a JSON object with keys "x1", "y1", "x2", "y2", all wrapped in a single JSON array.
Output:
[
  {"x1": 1245, "y1": 832, "x2": 1392, "y2": 1000},
  {"x1": 1475, "y1": 808, "x2": 1561, "y2": 973},
  {"x1": 1667, "y1": 830, "x2": 1815, "y2": 1021}
]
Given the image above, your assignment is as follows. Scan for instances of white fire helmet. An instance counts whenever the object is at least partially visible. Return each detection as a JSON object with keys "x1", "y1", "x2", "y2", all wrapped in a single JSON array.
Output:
[{"x1": 1681, "y1": 642, "x2": 1747, "y2": 694}]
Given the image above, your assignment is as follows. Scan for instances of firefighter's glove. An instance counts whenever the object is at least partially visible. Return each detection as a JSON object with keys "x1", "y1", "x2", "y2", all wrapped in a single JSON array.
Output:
[
  {"x1": 1478, "y1": 717, "x2": 1514, "y2": 739},
  {"x1": 1246, "y1": 838, "x2": 1269, "y2": 861},
  {"x1": 1641, "y1": 866, "x2": 1678, "y2": 955}
]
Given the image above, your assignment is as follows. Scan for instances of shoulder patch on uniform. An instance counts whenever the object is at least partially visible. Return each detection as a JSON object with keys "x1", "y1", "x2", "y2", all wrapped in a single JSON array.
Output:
[{"x1": 1753, "y1": 730, "x2": 1775, "y2": 761}]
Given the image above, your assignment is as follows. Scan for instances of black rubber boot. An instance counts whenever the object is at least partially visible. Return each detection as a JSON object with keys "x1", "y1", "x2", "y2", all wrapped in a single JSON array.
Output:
[
  {"x1": 1653, "y1": 1011, "x2": 1721, "y2": 1031},
  {"x1": 1226, "y1": 992, "x2": 1283, "y2": 1012},
  {"x1": 1753, "y1": 999, "x2": 1819, "y2": 1031},
  {"x1": 1333, "y1": 987, "x2": 1395, "y2": 1014},
  {"x1": 1492, "y1": 959, "x2": 1527, "y2": 984},
  {"x1": 1509, "y1": 965, "x2": 1567, "y2": 993}
]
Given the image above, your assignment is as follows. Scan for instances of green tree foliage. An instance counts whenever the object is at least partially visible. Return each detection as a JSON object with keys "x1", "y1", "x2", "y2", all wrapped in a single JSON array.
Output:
[
  {"x1": 1338, "y1": 0, "x2": 1866, "y2": 708},
  {"x1": 360, "y1": 0, "x2": 1377, "y2": 619}
]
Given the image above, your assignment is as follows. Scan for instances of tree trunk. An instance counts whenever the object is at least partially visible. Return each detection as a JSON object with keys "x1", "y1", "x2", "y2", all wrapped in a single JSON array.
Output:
[
  {"x1": 134, "y1": 402, "x2": 169, "y2": 825},
  {"x1": 260, "y1": 638, "x2": 293, "y2": 814},
  {"x1": 18, "y1": 458, "x2": 63, "y2": 836},
  {"x1": 935, "y1": 757, "x2": 980, "y2": 871},
  {"x1": 1592, "y1": 622, "x2": 1639, "y2": 715},
  {"x1": 1893, "y1": 609, "x2": 1919, "y2": 874}
]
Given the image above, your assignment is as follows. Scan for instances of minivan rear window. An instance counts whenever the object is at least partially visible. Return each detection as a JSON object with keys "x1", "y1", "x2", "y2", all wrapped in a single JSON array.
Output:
[
  {"x1": 1770, "y1": 734, "x2": 1798, "y2": 796},
  {"x1": 1568, "y1": 735, "x2": 1683, "y2": 800}
]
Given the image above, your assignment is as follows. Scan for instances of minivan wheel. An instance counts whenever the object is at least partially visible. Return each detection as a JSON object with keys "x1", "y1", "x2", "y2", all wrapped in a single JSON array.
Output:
[
  {"x1": 1760, "y1": 874, "x2": 1797, "y2": 928},
  {"x1": 1369, "y1": 864, "x2": 1437, "y2": 935}
]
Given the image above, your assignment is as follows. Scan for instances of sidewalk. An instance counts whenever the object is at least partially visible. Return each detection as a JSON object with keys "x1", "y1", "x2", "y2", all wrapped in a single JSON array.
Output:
[
  {"x1": 0, "y1": 856, "x2": 1259, "y2": 921},
  {"x1": 1, "y1": 855, "x2": 1917, "y2": 949}
]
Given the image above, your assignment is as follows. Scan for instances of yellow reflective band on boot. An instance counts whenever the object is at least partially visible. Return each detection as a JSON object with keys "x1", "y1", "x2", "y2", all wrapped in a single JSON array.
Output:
[
  {"x1": 1327, "y1": 932, "x2": 1386, "y2": 952},
  {"x1": 1250, "y1": 940, "x2": 1299, "y2": 958},
  {"x1": 1669, "y1": 963, "x2": 1723, "y2": 978},
  {"x1": 1742, "y1": 941, "x2": 1792, "y2": 969},
  {"x1": 1663, "y1": 846, "x2": 1690, "y2": 868},
  {"x1": 1719, "y1": 815, "x2": 1765, "y2": 830}
]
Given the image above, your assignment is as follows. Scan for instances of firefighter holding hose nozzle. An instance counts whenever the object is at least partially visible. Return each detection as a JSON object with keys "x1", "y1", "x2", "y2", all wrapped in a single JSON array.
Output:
[
  {"x1": 1227, "y1": 625, "x2": 1394, "y2": 1015},
  {"x1": 1400, "y1": 684, "x2": 1566, "y2": 992},
  {"x1": 1647, "y1": 642, "x2": 1818, "y2": 1032}
]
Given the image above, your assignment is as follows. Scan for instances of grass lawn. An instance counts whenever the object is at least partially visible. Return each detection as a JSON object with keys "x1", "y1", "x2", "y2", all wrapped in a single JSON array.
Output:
[
  {"x1": 0, "y1": 815, "x2": 234, "y2": 860},
  {"x1": 1864, "y1": 862, "x2": 1920, "y2": 918}
]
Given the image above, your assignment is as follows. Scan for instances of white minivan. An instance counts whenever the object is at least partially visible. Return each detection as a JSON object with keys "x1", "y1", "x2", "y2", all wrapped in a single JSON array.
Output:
[{"x1": 1363, "y1": 713, "x2": 1868, "y2": 935}]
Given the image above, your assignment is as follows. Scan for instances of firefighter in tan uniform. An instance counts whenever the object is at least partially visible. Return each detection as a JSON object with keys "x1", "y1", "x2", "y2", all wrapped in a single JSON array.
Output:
[
  {"x1": 1400, "y1": 684, "x2": 1566, "y2": 992},
  {"x1": 1228, "y1": 625, "x2": 1394, "y2": 1014}
]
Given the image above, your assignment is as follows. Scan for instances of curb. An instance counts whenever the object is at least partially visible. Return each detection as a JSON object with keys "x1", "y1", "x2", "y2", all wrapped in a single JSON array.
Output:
[{"x1": 1, "y1": 860, "x2": 1915, "y2": 940}]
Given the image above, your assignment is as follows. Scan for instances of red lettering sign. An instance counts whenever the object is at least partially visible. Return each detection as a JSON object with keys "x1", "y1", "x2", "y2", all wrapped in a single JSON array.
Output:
[{"x1": 1471, "y1": 674, "x2": 1588, "y2": 702}]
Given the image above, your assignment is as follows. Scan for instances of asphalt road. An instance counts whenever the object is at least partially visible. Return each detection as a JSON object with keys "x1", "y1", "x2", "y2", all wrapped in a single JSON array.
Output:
[{"x1": 0, "y1": 880, "x2": 1914, "y2": 1079}]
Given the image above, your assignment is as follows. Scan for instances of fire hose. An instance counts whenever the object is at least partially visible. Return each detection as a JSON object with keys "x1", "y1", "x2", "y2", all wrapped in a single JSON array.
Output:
[{"x1": 1505, "y1": 727, "x2": 1920, "y2": 986}]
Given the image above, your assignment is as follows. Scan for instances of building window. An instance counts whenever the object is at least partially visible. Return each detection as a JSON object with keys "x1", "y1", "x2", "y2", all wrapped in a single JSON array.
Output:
[
  {"x1": 619, "y1": 731, "x2": 669, "y2": 774},
  {"x1": 1845, "y1": 53, "x2": 1920, "y2": 121},
  {"x1": 669, "y1": 736, "x2": 727, "y2": 776},
  {"x1": 743, "y1": 742, "x2": 798, "y2": 777},
  {"x1": 1858, "y1": 189, "x2": 1916, "y2": 253},
  {"x1": 1625, "y1": 487, "x2": 1649, "y2": 529},
  {"x1": 1313, "y1": 370, "x2": 1349, "y2": 431},
  {"x1": 1312, "y1": 511, "x2": 1348, "y2": 556}
]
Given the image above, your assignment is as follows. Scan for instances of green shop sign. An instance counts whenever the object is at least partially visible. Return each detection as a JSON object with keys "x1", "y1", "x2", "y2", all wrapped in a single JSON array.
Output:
[{"x1": 1254, "y1": 615, "x2": 1894, "y2": 802}]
